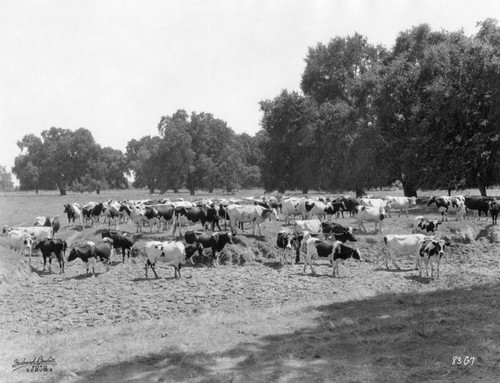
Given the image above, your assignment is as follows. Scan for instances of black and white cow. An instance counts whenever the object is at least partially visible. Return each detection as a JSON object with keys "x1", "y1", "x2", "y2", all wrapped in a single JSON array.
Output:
[
  {"x1": 63, "y1": 203, "x2": 83, "y2": 226},
  {"x1": 32, "y1": 238, "x2": 67, "y2": 274},
  {"x1": 337, "y1": 196, "x2": 359, "y2": 218},
  {"x1": 184, "y1": 231, "x2": 233, "y2": 266},
  {"x1": 489, "y1": 200, "x2": 499, "y2": 225},
  {"x1": 303, "y1": 237, "x2": 362, "y2": 276},
  {"x1": 276, "y1": 230, "x2": 294, "y2": 265},
  {"x1": 412, "y1": 216, "x2": 441, "y2": 235},
  {"x1": 143, "y1": 240, "x2": 203, "y2": 278},
  {"x1": 67, "y1": 239, "x2": 113, "y2": 276},
  {"x1": 427, "y1": 196, "x2": 466, "y2": 221},
  {"x1": 419, "y1": 238, "x2": 451, "y2": 279},
  {"x1": 171, "y1": 205, "x2": 221, "y2": 236}
]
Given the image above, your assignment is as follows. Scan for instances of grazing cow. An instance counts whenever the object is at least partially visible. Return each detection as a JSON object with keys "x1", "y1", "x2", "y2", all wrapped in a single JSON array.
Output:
[
  {"x1": 355, "y1": 206, "x2": 386, "y2": 233},
  {"x1": 384, "y1": 196, "x2": 417, "y2": 218},
  {"x1": 412, "y1": 216, "x2": 441, "y2": 235},
  {"x1": 464, "y1": 196, "x2": 493, "y2": 219},
  {"x1": 419, "y1": 238, "x2": 451, "y2": 279},
  {"x1": 143, "y1": 241, "x2": 203, "y2": 278},
  {"x1": 101, "y1": 229, "x2": 134, "y2": 262},
  {"x1": 8, "y1": 230, "x2": 32, "y2": 265},
  {"x1": 489, "y1": 200, "x2": 499, "y2": 225},
  {"x1": 226, "y1": 205, "x2": 272, "y2": 236},
  {"x1": 276, "y1": 230, "x2": 294, "y2": 265},
  {"x1": 32, "y1": 238, "x2": 67, "y2": 273},
  {"x1": 321, "y1": 222, "x2": 354, "y2": 235},
  {"x1": 427, "y1": 196, "x2": 466, "y2": 221},
  {"x1": 67, "y1": 239, "x2": 113, "y2": 276},
  {"x1": 383, "y1": 234, "x2": 431, "y2": 270},
  {"x1": 63, "y1": 203, "x2": 83, "y2": 226},
  {"x1": 184, "y1": 231, "x2": 233, "y2": 266},
  {"x1": 293, "y1": 219, "x2": 322, "y2": 236}
]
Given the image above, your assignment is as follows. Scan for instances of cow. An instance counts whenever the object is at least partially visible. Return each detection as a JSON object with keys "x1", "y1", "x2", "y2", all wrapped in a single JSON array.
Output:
[
  {"x1": 303, "y1": 238, "x2": 362, "y2": 276},
  {"x1": 276, "y1": 230, "x2": 294, "y2": 265},
  {"x1": 281, "y1": 197, "x2": 304, "y2": 224},
  {"x1": 383, "y1": 234, "x2": 432, "y2": 270},
  {"x1": 427, "y1": 196, "x2": 466, "y2": 221},
  {"x1": 143, "y1": 241, "x2": 203, "y2": 278},
  {"x1": 325, "y1": 200, "x2": 347, "y2": 220},
  {"x1": 419, "y1": 238, "x2": 451, "y2": 279},
  {"x1": 32, "y1": 238, "x2": 67, "y2": 274},
  {"x1": 337, "y1": 196, "x2": 359, "y2": 218},
  {"x1": 51, "y1": 217, "x2": 60, "y2": 235},
  {"x1": 412, "y1": 216, "x2": 441, "y2": 235},
  {"x1": 489, "y1": 200, "x2": 499, "y2": 225},
  {"x1": 464, "y1": 196, "x2": 493, "y2": 220},
  {"x1": 384, "y1": 196, "x2": 416, "y2": 218},
  {"x1": 67, "y1": 238, "x2": 113, "y2": 276},
  {"x1": 171, "y1": 205, "x2": 221, "y2": 236},
  {"x1": 4, "y1": 226, "x2": 53, "y2": 241},
  {"x1": 184, "y1": 231, "x2": 233, "y2": 266},
  {"x1": 63, "y1": 203, "x2": 83, "y2": 226},
  {"x1": 101, "y1": 229, "x2": 134, "y2": 263},
  {"x1": 321, "y1": 222, "x2": 355, "y2": 235},
  {"x1": 226, "y1": 204, "x2": 272, "y2": 236},
  {"x1": 103, "y1": 201, "x2": 122, "y2": 229},
  {"x1": 355, "y1": 206, "x2": 386, "y2": 233},
  {"x1": 293, "y1": 219, "x2": 322, "y2": 236},
  {"x1": 119, "y1": 205, "x2": 152, "y2": 233},
  {"x1": 8, "y1": 230, "x2": 32, "y2": 265},
  {"x1": 82, "y1": 202, "x2": 97, "y2": 227},
  {"x1": 33, "y1": 216, "x2": 52, "y2": 227}
]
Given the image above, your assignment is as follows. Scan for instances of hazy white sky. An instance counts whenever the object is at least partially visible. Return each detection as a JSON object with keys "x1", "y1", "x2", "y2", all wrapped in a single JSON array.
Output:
[{"x1": 1, "y1": 0, "x2": 499, "y2": 173}]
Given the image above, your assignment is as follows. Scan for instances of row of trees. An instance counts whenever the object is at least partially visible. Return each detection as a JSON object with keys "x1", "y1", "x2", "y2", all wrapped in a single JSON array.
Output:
[
  {"x1": 11, "y1": 20, "x2": 500, "y2": 196},
  {"x1": 259, "y1": 20, "x2": 500, "y2": 196}
]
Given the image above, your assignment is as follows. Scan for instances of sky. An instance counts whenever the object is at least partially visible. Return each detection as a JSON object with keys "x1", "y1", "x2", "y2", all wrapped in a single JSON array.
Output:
[{"x1": 1, "y1": 0, "x2": 499, "y2": 177}]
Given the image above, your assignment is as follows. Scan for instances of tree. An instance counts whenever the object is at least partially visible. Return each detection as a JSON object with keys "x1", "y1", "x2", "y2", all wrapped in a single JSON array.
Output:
[
  {"x1": 125, "y1": 136, "x2": 162, "y2": 193},
  {"x1": 0, "y1": 165, "x2": 14, "y2": 193}
]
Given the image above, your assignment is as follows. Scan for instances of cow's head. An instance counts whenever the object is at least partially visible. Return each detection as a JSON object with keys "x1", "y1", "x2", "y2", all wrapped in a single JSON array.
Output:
[
  {"x1": 185, "y1": 243, "x2": 204, "y2": 264},
  {"x1": 409, "y1": 197, "x2": 417, "y2": 205},
  {"x1": 262, "y1": 208, "x2": 272, "y2": 221},
  {"x1": 426, "y1": 196, "x2": 436, "y2": 206},
  {"x1": 67, "y1": 248, "x2": 79, "y2": 262}
]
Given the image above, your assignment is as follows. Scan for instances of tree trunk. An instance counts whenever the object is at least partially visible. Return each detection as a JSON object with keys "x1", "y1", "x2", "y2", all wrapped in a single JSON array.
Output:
[
  {"x1": 447, "y1": 188, "x2": 452, "y2": 196},
  {"x1": 173, "y1": 188, "x2": 179, "y2": 193},
  {"x1": 477, "y1": 173, "x2": 487, "y2": 196},
  {"x1": 96, "y1": 188, "x2": 101, "y2": 195},
  {"x1": 189, "y1": 188, "x2": 195, "y2": 196},
  {"x1": 402, "y1": 183, "x2": 417, "y2": 197},
  {"x1": 478, "y1": 185, "x2": 487, "y2": 197},
  {"x1": 58, "y1": 186, "x2": 66, "y2": 196},
  {"x1": 35, "y1": 188, "x2": 39, "y2": 194},
  {"x1": 302, "y1": 188, "x2": 309, "y2": 194}
]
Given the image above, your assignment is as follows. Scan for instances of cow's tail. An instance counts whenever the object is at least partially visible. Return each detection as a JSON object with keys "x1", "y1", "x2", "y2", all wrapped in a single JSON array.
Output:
[{"x1": 383, "y1": 236, "x2": 388, "y2": 245}]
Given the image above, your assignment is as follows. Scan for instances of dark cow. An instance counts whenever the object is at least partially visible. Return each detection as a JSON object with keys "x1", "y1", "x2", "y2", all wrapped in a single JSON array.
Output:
[
  {"x1": 184, "y1": 231, "x2": 233, "y2": 266},
  {"x1": 101, "y1": 229, "x2": 134, "y2": 262},
  {"x1": 419, "y1": 238, "x2": 451, "y2": 279},
  {"x1": 67, "y1": 239, "x2": 113, "y2": 276},
  {"x1": 148, "y1": 204, "x2": 176, "y2": 231},
  {"x1": 324, "y1": 201, "x2": 347, "y2": 219},
  {"x1": 33, "y1": 238, "x2": 67, "y2": 273},
  {"x1": 489, "y1": 200, "x2": 499, "y2": 225},
  {"x1": 464, "y1": 196, "x2": 494, "y2": 219},
  {"x1": 276, "y1": 230, "x2": 294, "y2": 265},
  {"x1": 91, "y1": 203, "x2": 107, "y2": 226},
  {"x1": 173, "y1": 206, "x2": 221, "y2": 235},
  {"x1": 337, "y1": 196, "x2": 359, "y2": 218},
  {"x1": 52, "y1": 217, "x2": 60, "y2": 235}
]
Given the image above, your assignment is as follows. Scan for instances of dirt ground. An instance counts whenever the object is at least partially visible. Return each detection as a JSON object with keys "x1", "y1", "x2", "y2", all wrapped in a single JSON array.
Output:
[{"x1": 1, "y1": 197, "x2": 500, "y2": 382}]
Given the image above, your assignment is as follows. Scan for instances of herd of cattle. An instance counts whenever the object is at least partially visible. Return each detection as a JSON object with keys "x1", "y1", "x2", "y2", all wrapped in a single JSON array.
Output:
[{"x1": 2, "y1": 194, "x2": 499, "y2": 280}]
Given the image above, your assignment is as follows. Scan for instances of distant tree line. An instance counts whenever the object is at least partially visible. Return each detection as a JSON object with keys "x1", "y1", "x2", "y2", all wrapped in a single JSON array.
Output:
[
  {"x1": 11, "y1": 20, "x2": 500, "y2": 196},
  {"x1": 258, "y1": 20, "x2": 500, "y2": 196}
]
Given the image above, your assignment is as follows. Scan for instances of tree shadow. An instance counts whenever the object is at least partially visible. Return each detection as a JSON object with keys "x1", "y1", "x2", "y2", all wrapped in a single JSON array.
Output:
[
  {"x1": 373, "y1": 267, "x2": 415, "y2": 273},
  {"x1": 65, "y1": 272, "x2": 104, "y2": 280},
  {"x1": 404, "y1": 275, "x2": 432, "y2": 284},
  {"x1": 72, "y1": 282, "x2": 500, "y2": 383}
]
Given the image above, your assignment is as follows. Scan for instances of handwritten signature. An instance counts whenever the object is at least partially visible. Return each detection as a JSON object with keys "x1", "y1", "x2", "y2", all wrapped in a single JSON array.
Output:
[{"x1": 12, "y1": 356, "x2": 57, "y2": 372}]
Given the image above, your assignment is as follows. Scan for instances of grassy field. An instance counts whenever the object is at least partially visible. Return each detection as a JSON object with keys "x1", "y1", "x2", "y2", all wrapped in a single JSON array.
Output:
[{"x1": 1, "y1": 188, "x2": 500, "y2": 382}]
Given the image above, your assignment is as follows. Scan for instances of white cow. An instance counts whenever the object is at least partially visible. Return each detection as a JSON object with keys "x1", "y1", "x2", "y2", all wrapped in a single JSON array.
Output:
[
  {"x1": 4, "y1": 226, "x2": 53, "y2": 241},
  {"x1": 355, "y1": 206, "x2": 386, "y2": 233},
  {"x1": 292, "y1": 219, "x2": 322, "y2": 236},
  {"x1": 384, "y1": 196, "x2": 416, "y2": 217},
  {"x1": 143, "y1": 241, "x2": 202, "y2": 278},
  {"x1": 8, "y1": 230, "x2": 33, "y2": 262},
  {"x1": 281, "y1": 197, "x2": 304, "y2": 224},
  {"x1": 360, "y1": 198, "x2": 391, "y2": 211},
  {"x1": 383, "y1": 234, "x2": 433, "y2": 270},
  {"x1": 226, "y1": 204, "x2": 272, "y2": 236}
]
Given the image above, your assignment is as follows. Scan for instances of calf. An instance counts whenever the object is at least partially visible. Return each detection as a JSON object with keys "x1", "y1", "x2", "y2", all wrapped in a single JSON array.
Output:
[
  {"x1": 33, "y1": 238, "x2": 67, "y2": 274},
  {"x1": 412, "y1": 216, "x2": 441, "y2": 235},
  {"x1": 276, "y1": 230, "x2": 294, "y2": 265},
  {"x1": 383, "y1": 234, "x2": 431, "y2": 270},
  {"x1": 184, "y1": 231, "x2": 233, "y2": 266},
  {"x1": 143, "y1": 241, "x2": 203, "y2": 278},
  {"x1": 419, "y1": 238, "x2": 451, "y2": 279}
]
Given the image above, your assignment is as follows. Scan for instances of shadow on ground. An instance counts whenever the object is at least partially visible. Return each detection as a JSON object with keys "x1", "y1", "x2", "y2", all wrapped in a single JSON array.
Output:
[{"x1": 70, "y1": 282, "x2": 500, "y2": 383}]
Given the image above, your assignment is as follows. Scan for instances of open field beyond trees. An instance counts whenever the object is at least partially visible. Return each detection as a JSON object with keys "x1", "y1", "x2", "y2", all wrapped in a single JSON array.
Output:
[{"x1": 1, "y1": 188, "x2": 500, "y2": 382}]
